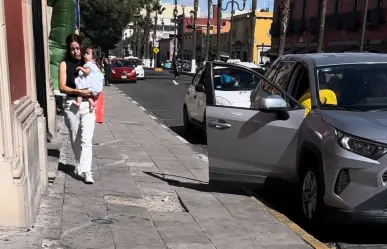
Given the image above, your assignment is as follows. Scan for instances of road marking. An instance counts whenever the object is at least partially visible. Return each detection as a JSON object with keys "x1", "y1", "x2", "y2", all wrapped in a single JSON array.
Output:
[
  {"x1": 249, "y1": 194, "x2": 332, "y2": 249},
  {"x1": 173, "y1": 80, "x2": 179, "y2": 85},
  {"x1": 175, "y1": 135, "x2": 189, "y2": 144},
  {"x1": 132, "y1": 100, "x2": 138, "y2": 104},
  {"x1": 160, "y1": 124, "x2": 168, "y2": 129},
  {"x1": 149, "y1": 115, "x2": 157, "y2": 120},
  {"x1": 139, "y1": 106, "x2": 146, "y2": 111},
  {"x1": 127, "y1": 97, "x2": 132, "y2": 100}
]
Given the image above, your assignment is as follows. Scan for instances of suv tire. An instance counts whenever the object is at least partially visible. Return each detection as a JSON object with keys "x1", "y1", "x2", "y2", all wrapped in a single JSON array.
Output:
[{"x1": 300, "y1": 161, "x2": 325, "y2": 225}]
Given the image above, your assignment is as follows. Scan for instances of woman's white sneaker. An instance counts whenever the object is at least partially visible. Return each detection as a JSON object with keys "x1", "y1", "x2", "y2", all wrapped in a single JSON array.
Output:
[{"x1": 84, "y1": 172, "x2": 94, "y2": 184}]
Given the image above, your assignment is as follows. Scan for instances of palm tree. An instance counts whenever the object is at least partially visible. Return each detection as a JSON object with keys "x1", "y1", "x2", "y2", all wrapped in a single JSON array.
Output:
[
  {"x1": 140, "y1": 0, "x2": 163, "y2": 67},
  {"x1": 317, "y1": 0, "x2": 327, "y2": 53},
  {"x1": 278, "y1": 0, "x2": 290, "y2": 57}
]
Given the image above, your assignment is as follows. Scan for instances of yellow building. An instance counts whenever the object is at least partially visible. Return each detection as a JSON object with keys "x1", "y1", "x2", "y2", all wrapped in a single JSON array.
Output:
[{"x1": 231, "y1": 10, "x2": 272, "y2": 63}]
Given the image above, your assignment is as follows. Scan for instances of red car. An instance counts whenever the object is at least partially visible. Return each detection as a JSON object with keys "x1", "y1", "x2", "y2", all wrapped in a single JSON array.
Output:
[{"x1": 109, "y1": 59, "x2": 137, "y2": 83}]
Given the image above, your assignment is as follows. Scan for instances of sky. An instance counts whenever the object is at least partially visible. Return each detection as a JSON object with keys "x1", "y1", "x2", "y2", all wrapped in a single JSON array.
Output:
[{"x1": 161, "y1": 0, "x2": 274, "y2": 16}]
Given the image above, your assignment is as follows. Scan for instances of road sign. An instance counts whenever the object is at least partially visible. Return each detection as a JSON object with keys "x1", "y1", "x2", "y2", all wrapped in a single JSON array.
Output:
[{"x1": 153, "y1": 47, "x2": 159, "y2": 54}]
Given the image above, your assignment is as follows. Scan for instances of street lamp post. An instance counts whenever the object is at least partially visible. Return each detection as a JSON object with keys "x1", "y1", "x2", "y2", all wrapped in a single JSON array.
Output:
[
  {"x1": 221, "y1": 0, "x2": 246, "y2": 58},
  {"x1": 180, "y1": 4, "x2": 186, "y2": 66},
  {"x1": 360, "y1": 0, "x2": 369, "y2": 52},
  {"x1": 216, "y1": 0, "x2": 222, "y2": 61},
  {"x1": 204, "y1": 0, "x2": 212, "y2": 62},
  {"x1": 173, "y1": 0, "x2": 178, "y2": 61},
  {"x1": 191, "y1": 0, "x2": 198, "y2": 73}
]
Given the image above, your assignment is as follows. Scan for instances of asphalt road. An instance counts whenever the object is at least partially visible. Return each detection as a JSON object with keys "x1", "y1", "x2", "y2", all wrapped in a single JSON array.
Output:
[{"x1": 115, "y1": 69, "x2": 387, "y2": 249}]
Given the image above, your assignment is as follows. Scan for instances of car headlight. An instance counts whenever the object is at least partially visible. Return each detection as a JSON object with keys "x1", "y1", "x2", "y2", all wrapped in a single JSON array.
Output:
[
  {"x1": 336, "y1": 130, "x2": 387, "y2": 160},
  {"x1": 131, "y1": 69, "x2": 136, "y2": 74}
]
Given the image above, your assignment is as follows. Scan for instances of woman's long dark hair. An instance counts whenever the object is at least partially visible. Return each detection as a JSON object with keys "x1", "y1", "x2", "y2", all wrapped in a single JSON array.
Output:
[{"x1": 65, "y1": 34, "x2": 83, "y2": 62}]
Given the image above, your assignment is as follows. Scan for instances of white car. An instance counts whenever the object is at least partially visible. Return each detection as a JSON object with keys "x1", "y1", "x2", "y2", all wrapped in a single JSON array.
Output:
[
  {"x1": 124, "y1": 56, "x2": 145, "y2": 79},
  {"x1": 183, "y1": 61, "x2": 264, "y2": 135}
]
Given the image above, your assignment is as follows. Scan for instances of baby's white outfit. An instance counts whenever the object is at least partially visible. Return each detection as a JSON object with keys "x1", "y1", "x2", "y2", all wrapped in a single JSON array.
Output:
[{"x1": 75, "y1": 61, "x2": 104, "y2": 96}]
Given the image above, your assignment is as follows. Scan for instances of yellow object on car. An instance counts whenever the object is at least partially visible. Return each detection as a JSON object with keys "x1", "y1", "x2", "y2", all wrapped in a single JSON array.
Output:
[{"x1": 299, "y1": 89, "x2": 338, "y2": 116}]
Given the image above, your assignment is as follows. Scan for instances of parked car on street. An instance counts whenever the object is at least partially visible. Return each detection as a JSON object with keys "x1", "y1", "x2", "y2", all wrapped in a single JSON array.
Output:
[
  {"x1": 202, "y1": 53, "x2": 387, "y2": 225},
  {"x1": 109, "y1": 59, "x2": 137, "y2": 83},
  {"x1": 183, "y1": 61, "x2": 264, "y2": 136},
  {"x1": 124, "y1": 56, "x2": 145, "y2": 79}
]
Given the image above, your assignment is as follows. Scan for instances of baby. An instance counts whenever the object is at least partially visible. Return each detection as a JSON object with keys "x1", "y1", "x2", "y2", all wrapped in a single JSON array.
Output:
[{"x1": 75, "y1": 47, "x2": 104, "y2": 111}]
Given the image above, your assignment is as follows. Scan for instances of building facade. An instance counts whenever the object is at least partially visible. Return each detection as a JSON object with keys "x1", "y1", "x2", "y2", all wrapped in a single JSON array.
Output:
[
  {"x1": 207, "y1": 10, "x2": 273, "y2": 63},
  {"x1": 122, "y1": 2, "x2": 200, "y2": 60},
  {"x1": 0, "y1": 0, "x2": 50, "y2": 227},
  {"x1": 179, "y1": 5, "x2": 231, "y2": 62},
  {"x1": 268, "y1": 0, "x2": 387, "y2": 58}
]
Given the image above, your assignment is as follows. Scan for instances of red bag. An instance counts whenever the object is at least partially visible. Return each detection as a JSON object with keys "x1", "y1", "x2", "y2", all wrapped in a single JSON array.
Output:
[{"x1": 95, "y1": 91, "x2": 104, "y2": 123}]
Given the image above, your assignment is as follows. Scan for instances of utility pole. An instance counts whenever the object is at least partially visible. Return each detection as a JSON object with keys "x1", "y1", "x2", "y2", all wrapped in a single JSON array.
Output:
[
  {"x1": 205, "y1": 1, "x2": 212, "y2": 61},
  {"x1": 250, "y1": 0, "x2": 257, "y2": 62},
  {"x1": 153, "y1": 13, "x2": 158, "y2": 67},
  {"x1": 317, "y1": 0, "x2": 327, "y2": 53},
  {"x1": 173, "y1": 0, "x2": 178, "y2": 59},
  {"x1": 180, "y1": 4, "x2": 186, "y2": 67},
  {"x1": 360, "y1": 0, "x2": 369, "y2": 52},
  {"x1": 191, "y1": 0, "x2": 198, "y2": 73},
  {"x1": 216, "y1": 0, "x2": 222, "y2": 61}
]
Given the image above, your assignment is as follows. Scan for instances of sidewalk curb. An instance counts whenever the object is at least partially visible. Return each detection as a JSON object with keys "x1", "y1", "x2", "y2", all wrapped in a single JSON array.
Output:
[{"x1": 112, "y1": 85, "x2": 208, "y2": 163}]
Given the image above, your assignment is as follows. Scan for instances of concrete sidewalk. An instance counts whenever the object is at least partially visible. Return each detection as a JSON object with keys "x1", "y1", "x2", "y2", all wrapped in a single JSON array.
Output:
[{"x1": 0, "y1": 85, "x2": 311, "y2": 249}]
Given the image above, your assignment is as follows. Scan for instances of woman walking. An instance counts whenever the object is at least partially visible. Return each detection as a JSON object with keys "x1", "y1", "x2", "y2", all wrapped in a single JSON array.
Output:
[{"x1": 59, "y1": 34, "x2": 96, "y2": 184}]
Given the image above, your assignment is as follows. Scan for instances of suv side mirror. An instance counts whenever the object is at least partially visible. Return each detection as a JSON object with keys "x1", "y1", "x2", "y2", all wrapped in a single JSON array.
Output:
[
  {"x1": 259, "y1": 95, "x2": 289, "y2": 120},
  {"x1": 195, "y1": 84, "x2": 205, "y2": 92}
]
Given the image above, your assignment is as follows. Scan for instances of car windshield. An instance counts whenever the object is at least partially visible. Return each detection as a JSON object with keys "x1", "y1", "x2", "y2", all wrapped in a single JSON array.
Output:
[
  {"x1": 113, "y1": 60, "x2": 135, "y2": 67},
  {"x1": 317, "y1": 64, "x2": 387, "y2": 111},
  {"x1": 213, "y1": 68, "x2": 258, "y2": 91}
]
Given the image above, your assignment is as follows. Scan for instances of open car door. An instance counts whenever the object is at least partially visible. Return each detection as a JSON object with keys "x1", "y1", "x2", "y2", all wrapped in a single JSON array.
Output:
[{"x1": 203, "y1": 61, "x2": 306, "y2": 184}]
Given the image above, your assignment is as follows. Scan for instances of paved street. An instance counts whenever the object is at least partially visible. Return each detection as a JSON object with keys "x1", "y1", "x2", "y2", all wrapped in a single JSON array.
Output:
[
  {"x1": 113, "y1": 69, "x2": 387, "y2": 249},
  {"x1": 0, "y1": 84, "x2": 312, "y2": 249}
]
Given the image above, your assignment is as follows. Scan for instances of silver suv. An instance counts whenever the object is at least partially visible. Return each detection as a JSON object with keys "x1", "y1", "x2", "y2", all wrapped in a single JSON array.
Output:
[{"x1": 204, "y1": 53, "x2": 387, "y2": 224}]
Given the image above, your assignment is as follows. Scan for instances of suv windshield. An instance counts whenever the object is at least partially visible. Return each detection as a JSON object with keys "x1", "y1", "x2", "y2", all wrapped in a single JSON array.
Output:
[
  {"x1": 213, "y1": 68, "x2": 258, "y2": 91},
  {"x1": 113, "y1": 60, "x2": 135, "y2": 67},
  {"x1": 317, "y1": 64, "x2": 387, "y2": 111}
]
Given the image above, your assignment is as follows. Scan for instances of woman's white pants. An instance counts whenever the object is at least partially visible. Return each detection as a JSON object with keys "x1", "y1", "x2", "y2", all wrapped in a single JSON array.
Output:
[{"x1": 64, "y1": 99, "x2": 96, "y2": 173}]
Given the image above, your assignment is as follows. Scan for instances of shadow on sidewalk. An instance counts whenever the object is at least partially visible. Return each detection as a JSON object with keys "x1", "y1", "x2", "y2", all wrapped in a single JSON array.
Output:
[
  {"x1": 144, "y1": 171, "x2": 248, "y2": 196},
  {"x1": 58, "y1": 162, "x2": 84, "y2": 181}
]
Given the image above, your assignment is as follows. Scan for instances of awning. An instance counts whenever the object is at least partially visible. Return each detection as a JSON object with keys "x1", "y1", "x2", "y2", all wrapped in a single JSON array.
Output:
[{"x1": 324, "y1": 45, "x2": 356, "y2": 52}]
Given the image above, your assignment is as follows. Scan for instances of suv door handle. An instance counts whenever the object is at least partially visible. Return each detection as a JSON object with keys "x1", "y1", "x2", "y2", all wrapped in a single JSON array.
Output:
[{"x1": 208, "y1": 120, "x2": 231, "y2": 129}]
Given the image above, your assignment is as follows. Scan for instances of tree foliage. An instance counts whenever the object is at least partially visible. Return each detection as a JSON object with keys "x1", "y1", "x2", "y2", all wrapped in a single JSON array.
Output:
[{"x1": 80, "y1": 0, "x2": 141, "y2": 54}]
